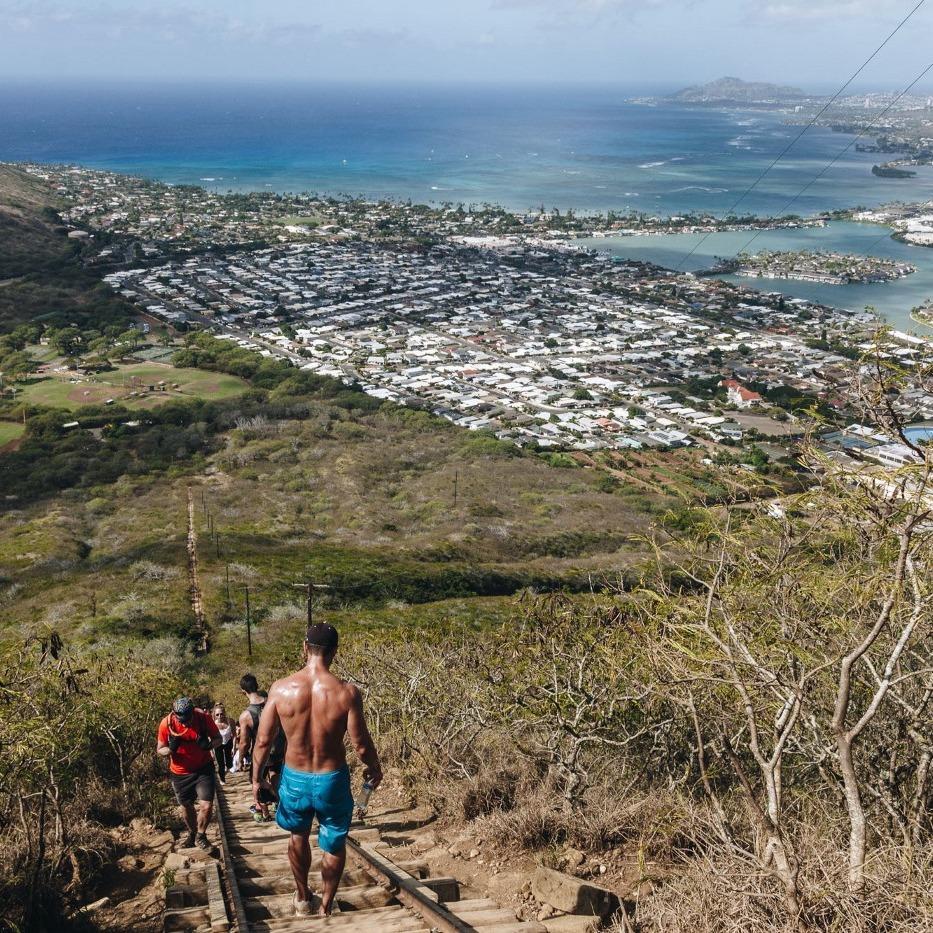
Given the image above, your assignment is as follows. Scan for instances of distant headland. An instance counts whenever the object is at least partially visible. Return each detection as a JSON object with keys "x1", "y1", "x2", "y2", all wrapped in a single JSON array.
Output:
[{"x1": 666, "y1": 76, "x2": 812, "y2": 107}]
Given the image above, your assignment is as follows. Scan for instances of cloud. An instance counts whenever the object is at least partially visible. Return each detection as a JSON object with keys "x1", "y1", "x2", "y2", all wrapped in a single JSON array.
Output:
[
  {"x1": 493, "y1": 0, "x2": 657, "y2": 13},
  {"x1": 337, "y1": 27, "x2": 413, "y2": 48},
  {"x1": 758, "y1": 0, "x2": 916, "y2": 21},
  {"x1": 488, "y1": 0, "x2": 692, "y2": 32},
  {"x1": 0, "y1": 0, "x2": 322, "y2": 46}
]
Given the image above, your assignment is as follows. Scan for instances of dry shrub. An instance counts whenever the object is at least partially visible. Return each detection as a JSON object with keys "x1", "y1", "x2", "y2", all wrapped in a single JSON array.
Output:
[
  {"x1": 0, "y1": 636, "x2": 181, "y2": 931},
  {"x1": 631, "y1": 823, "x2": 933, "y2": 933},
  {"x1": 472, "y1": 777, "x2": 688, "y2": 859},
  {"x1": 130, "y1": 560, "x2": 181, "y2": 582},
  {"x1": 449, "y1": 756, "x2": 533, "y2": 822},
  {"x1": 628, "y1": 851, "x2": 790, "y2": 933},
  {"x1": 409, "y1": 734, "x2": 541, "y2": 821},
  {"x1": 265, "y1": 602, "x2": 306, "y2": 625}
]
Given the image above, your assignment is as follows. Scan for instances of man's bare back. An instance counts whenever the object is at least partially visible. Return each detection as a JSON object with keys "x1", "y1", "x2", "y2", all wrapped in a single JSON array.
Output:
[{"x1": 263, "y1": 665, "x2": 364, "y2": 773}]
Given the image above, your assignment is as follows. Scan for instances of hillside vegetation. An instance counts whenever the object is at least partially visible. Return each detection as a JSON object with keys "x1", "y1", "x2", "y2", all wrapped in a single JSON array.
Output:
[
  {"x1": 0, "y1": 360, "x2": 689, "y2": 650},
  {"x1": 0, "y1": 165, "x2": 132, "y2": 331}
]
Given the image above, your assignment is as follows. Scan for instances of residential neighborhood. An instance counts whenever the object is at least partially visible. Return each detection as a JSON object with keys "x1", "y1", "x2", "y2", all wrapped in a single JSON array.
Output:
[{"x1": 18, "y1": 162, "x2": 933, "y2": 462}]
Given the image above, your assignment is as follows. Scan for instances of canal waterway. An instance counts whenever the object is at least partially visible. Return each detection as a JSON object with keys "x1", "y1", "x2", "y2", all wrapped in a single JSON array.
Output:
[{"x1": 579, "y1": 221, "x2": 933, "y2": 335}]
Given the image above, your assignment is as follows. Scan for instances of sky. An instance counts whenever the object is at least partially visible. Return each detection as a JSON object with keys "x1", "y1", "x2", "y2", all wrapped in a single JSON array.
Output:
[{"x1": 1, "y1": 0, "x2": 932, "y2": 88}]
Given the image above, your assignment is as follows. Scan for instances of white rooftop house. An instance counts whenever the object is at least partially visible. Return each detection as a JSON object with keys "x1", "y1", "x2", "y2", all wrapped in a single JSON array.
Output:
[{"x1": 864, "y1": 443, "x2": 923, "y2": 469}]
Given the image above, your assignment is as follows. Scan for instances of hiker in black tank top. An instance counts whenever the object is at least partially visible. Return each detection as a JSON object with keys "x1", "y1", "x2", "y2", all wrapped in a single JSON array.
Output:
[{"x1": 238, "y1": 676, "x2": 286, "y2": 822}]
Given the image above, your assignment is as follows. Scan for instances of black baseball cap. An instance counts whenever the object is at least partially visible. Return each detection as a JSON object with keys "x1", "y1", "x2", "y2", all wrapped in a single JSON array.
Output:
[
  {"x1": 305, "y1": 622, "x2": 338, "y2": 650},
  {"x1": 173, "y1": 696, "x2": 194, "y2": 722}
]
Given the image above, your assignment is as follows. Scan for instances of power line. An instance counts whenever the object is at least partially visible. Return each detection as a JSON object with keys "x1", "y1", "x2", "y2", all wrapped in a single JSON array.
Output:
[
  {"x1": 674, "y1": 0, "x2": 928, "y2": 270},
  {"x1": 732, "y1": 57, "x2": 933, "y2": 258}
]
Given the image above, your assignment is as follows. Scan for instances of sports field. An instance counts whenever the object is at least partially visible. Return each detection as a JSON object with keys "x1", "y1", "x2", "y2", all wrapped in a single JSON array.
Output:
[
  {"x1": 19, "y1": 363, "x2": 248, "y2": 411},
  {"x1": 0, "y1": 421, "x2": 25, "y2": 448}
]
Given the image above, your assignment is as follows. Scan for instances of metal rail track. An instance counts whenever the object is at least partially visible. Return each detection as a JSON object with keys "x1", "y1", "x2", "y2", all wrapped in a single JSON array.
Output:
[{"x1": 200, "y1": 773, "x2": 551, "y2": 933}]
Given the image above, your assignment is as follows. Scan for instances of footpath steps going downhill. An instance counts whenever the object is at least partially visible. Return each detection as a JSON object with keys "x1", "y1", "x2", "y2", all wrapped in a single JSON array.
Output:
[{"x1": 164, "y1": 772, "x2": 581, "y2": 933}]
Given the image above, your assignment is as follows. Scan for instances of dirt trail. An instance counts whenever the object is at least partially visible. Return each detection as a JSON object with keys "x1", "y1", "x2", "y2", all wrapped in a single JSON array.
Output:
[{"x1": 187, "y1": 486, "x2": 209, "y2": 654}]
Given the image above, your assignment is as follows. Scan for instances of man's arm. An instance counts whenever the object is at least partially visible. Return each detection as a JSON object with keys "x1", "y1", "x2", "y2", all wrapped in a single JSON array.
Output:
[
  {"x1": 347, "y1": 686, "x2": 382, "y2": 788},
  {"x1": 156, "y1": 719, "x2": 171, "y2": 757},
  {"x1": 204, "y1": 714, "x2": 223, "y2": 750},
  {"x1": 237, "y1": 710, "x2": 253, "y2": 759},
  {"x1": 251, "y1": 691, "x2": 281, "y2": 803}
]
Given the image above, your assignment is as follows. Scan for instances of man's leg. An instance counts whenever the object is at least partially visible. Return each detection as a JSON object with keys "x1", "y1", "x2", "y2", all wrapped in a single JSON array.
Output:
[
  {"x1": 288, "y1": 831, "x2": 313, "y2": 904},
  {"x1": 319, "y1": 847, "x2": 346, "y2": 916},
  {"x1": 181, "y1": 802, "x2": 197, "y2": 844},
  {"x1": 197, "y1": 799, "x2": 213, "y2": 834}
]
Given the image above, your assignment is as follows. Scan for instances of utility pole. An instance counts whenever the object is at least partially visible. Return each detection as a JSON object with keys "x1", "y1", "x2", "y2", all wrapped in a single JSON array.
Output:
[
  {"x1": 225, "y1": 563, "x2": 231, "y2": 610},
  {"x1": 292, "y1": 581, "x2": 330, "y2": 628},
  {"x1": 453, "y1": 469, "x2": 459, "y2": 507},
  {"x1": 243, "y1": 584, "x2": 252, "y2": 657}
]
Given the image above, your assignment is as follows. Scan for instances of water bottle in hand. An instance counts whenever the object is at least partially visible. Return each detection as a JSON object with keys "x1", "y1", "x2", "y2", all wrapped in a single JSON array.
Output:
[{"x1": 355, "y1": 780, "x2": 375, "y2": 813}]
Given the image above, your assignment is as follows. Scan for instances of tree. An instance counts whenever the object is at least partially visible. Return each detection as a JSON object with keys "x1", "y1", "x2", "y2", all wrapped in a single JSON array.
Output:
[
  {"x1": 49, "y1": 326, "x2": 81, "y2": 356},
  {"x1": 0, "y1": 350, "x2": 34, "y2": 382},
  {"x1": 496, "y1": 594, "x2": 660, "y2": 806},
  {"x1": 639, "y1": 344, "x2": 933, "y2": 923}
]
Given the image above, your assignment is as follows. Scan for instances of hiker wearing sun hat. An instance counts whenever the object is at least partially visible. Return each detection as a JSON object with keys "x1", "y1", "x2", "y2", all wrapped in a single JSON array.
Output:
[{"x1": 157, "y1": 696, "x2": 222, "y2": 850}]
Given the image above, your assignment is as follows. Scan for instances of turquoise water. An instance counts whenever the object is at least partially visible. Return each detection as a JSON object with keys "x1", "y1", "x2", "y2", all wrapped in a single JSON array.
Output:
[
  {"x1": 580, "y1": 222, "x2": 933, "y2": 334},
  {"x1": 902, "y1": 425, "x2": 933, "y2": 442},
  {"x1": 3, "y1": 82, "x2": 933, "y2": 216}
]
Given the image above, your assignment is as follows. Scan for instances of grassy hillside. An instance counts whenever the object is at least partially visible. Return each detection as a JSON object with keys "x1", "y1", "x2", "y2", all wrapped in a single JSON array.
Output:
[
  {"x1": 0, "y1": 394, "x2": 704, "y2": 651},
  {"x1": 0, "y1": 331, "x2": 768, "y2": 656},
  {"x1": 0, "y1": 165, "x2": 133, "y2": 332},
  {"x1": 0, "y1": 165, "x2": 71, "y2": 280}
]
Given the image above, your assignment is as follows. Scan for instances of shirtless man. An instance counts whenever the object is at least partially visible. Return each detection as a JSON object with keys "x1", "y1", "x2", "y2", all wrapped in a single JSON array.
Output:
[{"x1": 251, "y1": 622, "x2": 382, "y2": 918}]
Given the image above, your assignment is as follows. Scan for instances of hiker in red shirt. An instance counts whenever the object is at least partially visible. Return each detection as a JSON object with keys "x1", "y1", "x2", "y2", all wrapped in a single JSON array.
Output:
[{"x1": 157, "y1": 697, "x2": 222, "y2": 850}]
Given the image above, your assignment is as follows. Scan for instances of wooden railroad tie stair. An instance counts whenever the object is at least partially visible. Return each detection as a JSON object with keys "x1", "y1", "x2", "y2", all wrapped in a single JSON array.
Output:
[{"x1": 164, "y1": 772, "x2": 595, "y2": 932}]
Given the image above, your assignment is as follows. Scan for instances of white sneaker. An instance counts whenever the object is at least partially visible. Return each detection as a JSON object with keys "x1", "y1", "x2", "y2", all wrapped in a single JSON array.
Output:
[{"x1": 294, "y1": 893, "x2": 313, "y2": 917}]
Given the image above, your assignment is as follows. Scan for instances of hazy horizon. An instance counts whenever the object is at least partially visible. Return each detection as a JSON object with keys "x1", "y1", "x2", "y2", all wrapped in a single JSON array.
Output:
[
  {"x1": 1, "y1": 1, "x2": 931, "y2": 88},
  {"x1": 1, "y1": 77, "x2": 932, "y2": 97}
]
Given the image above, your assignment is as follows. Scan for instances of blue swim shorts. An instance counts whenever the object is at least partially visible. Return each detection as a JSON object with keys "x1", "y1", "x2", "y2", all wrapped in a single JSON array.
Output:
[{"x1": 275, "y1": 764, "x2": 354, "y2": 854}]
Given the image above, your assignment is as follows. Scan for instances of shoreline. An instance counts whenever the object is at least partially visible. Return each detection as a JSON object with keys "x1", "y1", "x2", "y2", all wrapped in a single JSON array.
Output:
[{"x1": 1, "y1": 149, "x2": 911, "y2": 246}]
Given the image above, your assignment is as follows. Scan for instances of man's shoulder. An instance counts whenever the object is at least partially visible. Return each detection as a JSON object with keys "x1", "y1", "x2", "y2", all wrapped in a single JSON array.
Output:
[
  {"x1": 269, "y1": 669, "x2": 311, "y2": 696},
  {"x1": 331, "y1": 677, "x2": 359, "y2": 711}
]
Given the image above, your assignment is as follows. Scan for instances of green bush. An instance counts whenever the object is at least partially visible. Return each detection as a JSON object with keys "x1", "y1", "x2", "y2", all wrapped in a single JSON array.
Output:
[{"x1": 0, "y1": 633, "x2": 181, "y2": 931}]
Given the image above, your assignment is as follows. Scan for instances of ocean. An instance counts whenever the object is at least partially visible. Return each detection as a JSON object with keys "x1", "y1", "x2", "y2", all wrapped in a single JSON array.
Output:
[
  {"x1": 4, "y1": 81, "x2": 933, "y2": 216},
  {"x1": 3, "y1": 81, "x2": 933, "y2": 329}
]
